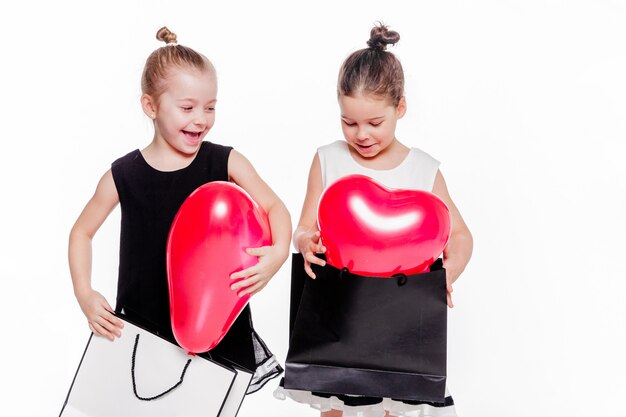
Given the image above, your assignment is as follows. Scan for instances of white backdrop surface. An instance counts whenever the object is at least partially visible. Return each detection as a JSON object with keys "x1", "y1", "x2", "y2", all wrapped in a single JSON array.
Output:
[{"x1": 1, "y1": 1, "x2": 625, "y2": 416}]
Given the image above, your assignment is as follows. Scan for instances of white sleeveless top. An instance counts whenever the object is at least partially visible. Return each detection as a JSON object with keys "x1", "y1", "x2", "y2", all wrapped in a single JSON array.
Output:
[{"x1": 318, "y1": 140, "x2": 440, "y2": 191}]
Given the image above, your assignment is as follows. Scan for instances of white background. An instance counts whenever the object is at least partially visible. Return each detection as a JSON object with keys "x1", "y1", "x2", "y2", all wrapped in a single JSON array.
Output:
[{"x1": 1, "y1": 1, "x2": 625, "y2": 416}]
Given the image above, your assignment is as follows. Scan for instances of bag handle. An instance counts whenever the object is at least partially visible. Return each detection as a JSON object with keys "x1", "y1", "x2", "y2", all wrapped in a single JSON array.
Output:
[
  {"x1": 335, "y1": 258, "x2": 444, "y2": 283},
  {"x1": 393, "y1": 273, "x2": 408, "y2": 286},
  {"x1": 339, "y1": 266, "x2": 408, "y2": 286},
  {"x1": 131, "y1": 334, "x2": 192, "y2": 401}
]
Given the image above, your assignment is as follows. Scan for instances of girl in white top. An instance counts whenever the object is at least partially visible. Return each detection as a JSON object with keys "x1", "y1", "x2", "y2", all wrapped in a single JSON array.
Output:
[{"x1": 275, "y1": 23, "x2": 473, "y2": 417}]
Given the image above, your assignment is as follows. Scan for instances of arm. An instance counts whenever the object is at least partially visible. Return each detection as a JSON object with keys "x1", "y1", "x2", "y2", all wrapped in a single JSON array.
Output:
[
  {"x1": 68, "y1": 169, "x2": 124, "y2": 340},
  {"x1": 227, "y1": 150, "x2": 292, "y2": 296},
  {"x1": 292, "y1": 153, "x2": 327, "y2": 279},
  {"x1": 432, "y1": 170, "x2": 473, "y2": 307}
]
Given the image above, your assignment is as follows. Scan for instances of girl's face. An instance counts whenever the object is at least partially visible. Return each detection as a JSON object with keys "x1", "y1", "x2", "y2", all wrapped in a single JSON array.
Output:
[
  {"x1": 147, "y1": 67, "x2": 217, "y2": 155},
  {"x1": 338, "y1": 93, "x2": 406, "y2": 159}
]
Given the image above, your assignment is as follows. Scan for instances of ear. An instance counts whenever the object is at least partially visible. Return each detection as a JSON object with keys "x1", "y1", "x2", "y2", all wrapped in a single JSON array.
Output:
[
  {"x1": 141, "y1": 94, "x2": 157, "y2": 120},
  {"x1": 396, "y1": 96, "x2": 407, "y2": 119}
]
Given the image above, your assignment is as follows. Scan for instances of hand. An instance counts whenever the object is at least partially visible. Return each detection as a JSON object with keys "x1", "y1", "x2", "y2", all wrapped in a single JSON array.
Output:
[
  {"x1": 447, "y1": 282, "x2": 454, "y2": 308},
  {"x1": 294, "y1": 230, "x2": 326, "y2": 279},
  {"x1": 443, "y1": 259, "x2": 462, "y2": 308},
  {"x1": 230, "y1": 245, "x2": 285, "y2": 297},
  {"x1": 76, "y1": 289, "x2": 124, "y2": 340}
]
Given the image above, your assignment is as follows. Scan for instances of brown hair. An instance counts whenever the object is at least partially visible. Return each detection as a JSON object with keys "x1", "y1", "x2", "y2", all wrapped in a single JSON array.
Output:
[
  {"x1": 338, "y1": 23, "x2": 404, "y2": 106},
  {"x1": 141, "y1": 27, "x2": 215, "y2": 99}
]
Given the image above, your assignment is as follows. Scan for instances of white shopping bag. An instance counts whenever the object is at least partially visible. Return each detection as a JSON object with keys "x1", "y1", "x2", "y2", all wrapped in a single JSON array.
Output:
[
  {"x1": 60, "y1": 317, "x2": 239, "y2": 417},
  {"x1": 215, "y1": 361, "x2": 253, "y2": 417}
]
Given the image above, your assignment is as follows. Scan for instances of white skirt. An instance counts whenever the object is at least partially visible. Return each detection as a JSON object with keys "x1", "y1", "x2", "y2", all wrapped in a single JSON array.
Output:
[{"x1": 273, "y1": 385, "x2": 457, "y2": 417}]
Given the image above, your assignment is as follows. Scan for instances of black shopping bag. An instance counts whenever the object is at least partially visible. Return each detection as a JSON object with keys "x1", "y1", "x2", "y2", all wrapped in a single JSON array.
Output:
[
  {"x1": 284, "y1": 253, "x2": 447, "y2": 403},
  {"x1": 60, "y1": 316, "x2": 250, "y2": 417}
]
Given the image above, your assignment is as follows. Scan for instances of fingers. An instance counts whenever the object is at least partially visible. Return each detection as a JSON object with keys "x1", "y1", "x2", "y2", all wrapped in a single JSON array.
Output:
[
  {"x1": 230, "y1": 246, "x2": 271, "y2": 279},
  {"x1": 91, "y1": 322, "x2": 113, "y2": 340},
  {"x1": 305, "y1": 251, "x2": 326, "y2": 267},
  {"x1": 236, "y1": 277, "x2": 268, "y2": 297},
  {"x1": 304, "y1": 260, "x2": 317, "y2": 279},
  {"x1": 310, "y1": 232, "x2": 326, "y2": 253},
  {"x1": 230, "y1": 266, "x2": 257, "y2": 280},
  {"x1": 89, "y1": 322, "x2": 115, "y2": 341},
  {"x1": 80, "y1": 290, "x2": 124, "y2": 340},
  {"x1": 90, "y1": 320, "x2": 118, "y2": 341},
  {"x1": 95, "y1": 313, "x2": 123, "y2": 338},
  {"x1": 88, "y1": 304, "x2": 123, "y2": 340},
  {"x1": 231, "y1": 273, "x2": 267, "y2": 292},
  {"x1": 447, "y1": 292, "x2": 454, "y2": 308},
  {"x1": 101, "y1": 300, "x2": 124, "y2": 330},
  {"x1": 312, "y1": 231, "x2": 322, "y2": 244},
  {"x1": 231, "y1": 274, "x2": 270, "y2": 297},
  {"x1": 110, "y1": 314, "x2": 125, "y2": 329},
  {"x1": 230, "y1": 275, "x2": 252, "y2": 291},
  {"x1": 303, "y1": 248, "x2": 326, "y2": 279},
  {"x1": 297, "y1": 231, "x2": 324, "y2": 253}
]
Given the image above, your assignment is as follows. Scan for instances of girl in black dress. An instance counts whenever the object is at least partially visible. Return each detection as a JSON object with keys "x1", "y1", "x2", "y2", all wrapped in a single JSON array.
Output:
[{"x1": 68, "y1": 27, "x2": 291, "y2": 392}]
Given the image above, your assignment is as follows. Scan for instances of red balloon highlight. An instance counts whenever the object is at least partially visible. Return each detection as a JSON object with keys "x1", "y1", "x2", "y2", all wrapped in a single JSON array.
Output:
[
  {"x1": 318, "y1": 175, "x2": 451, "y2": 277},
  {"x1": 166, "y1": 181, "x2": 271, "y2": 353}
]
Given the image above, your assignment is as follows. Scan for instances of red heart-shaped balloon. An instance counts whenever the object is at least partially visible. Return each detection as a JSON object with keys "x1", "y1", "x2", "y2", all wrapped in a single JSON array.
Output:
[
  {"x1": 166, "y1": 181, "x2": 271, "y2": 353},
  {"x1": 318, "y1": 174, "x2": 450, "y2": 277}
]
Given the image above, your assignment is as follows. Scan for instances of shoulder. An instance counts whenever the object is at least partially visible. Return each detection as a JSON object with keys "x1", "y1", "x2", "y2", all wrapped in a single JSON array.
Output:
[
  {"x1": 201, "y1": 141, "x2": 233, "y2": 171},
  {"x1": 202, "y1": 141, "x2": 233, "y2": 157},
  {"x1": 400, "y1": 146, "x2": 441, "y2": 191},
  {"x1": 409, "y1": 147, "x2": 441, "y2": 172},
  {"x1": 410, "y1": 146, "x2": 440, "y2": 165},
  {"x1": 317, "y1": 140, "x2": 347, "y2": 155},
  {"x1": 110, "y1": 149, "x2": 141, "y2": 182},
  {"x1": 111, "y1": 149, "x2": 140, "y2": 168},
  {"x1": 94, "y1": 169, "x2": 119, "y2": 200},
  {"x1": 200, "y1": 141, "x2": 233, "y2": 181},
  {"x1": 317, "y1": 141, "x2": 350, "y2": 167},
  {"x1": 200, "y1": 141, "x2": 233, "y2": 168},
  {"x1": 226, "y1": 149, "x2": 257, "y2": 179},
  {"x1": 316, "y1": 141, "x2": 352, "y2": 189}
]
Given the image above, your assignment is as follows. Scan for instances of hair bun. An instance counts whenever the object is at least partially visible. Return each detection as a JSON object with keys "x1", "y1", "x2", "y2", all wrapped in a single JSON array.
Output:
[
  {"x1": 156, "y1": 26, "x2": 177, "y2": 45},
  {"x1": 366, "y1": 23, "x2": 400, "y2": 51}
]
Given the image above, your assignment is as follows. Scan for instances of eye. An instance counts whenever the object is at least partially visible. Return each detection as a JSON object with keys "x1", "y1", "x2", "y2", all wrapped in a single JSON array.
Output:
[
  {"x1": 370, "y1": 121, "x2": 383, "y2": 127},
  {"x1": 205, "y1": 106, "x2": 216, "y2": 112},
  {"x1": 342, "y1": 120, "x2": 356, "y2": 127},
  {"x1": 181, "y1": 106, "x2": 192, "y2": 111}
]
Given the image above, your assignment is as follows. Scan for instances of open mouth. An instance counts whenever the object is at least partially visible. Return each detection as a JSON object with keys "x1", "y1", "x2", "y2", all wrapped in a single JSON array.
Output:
[{"x1": 182, "y1": 130, "x2": 203, "y2": 141}]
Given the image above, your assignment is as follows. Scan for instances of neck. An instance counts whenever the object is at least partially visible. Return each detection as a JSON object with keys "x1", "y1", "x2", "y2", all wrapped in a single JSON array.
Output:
[{"x1": 141, "y1": 135, "x2": 201, "y2": 172}]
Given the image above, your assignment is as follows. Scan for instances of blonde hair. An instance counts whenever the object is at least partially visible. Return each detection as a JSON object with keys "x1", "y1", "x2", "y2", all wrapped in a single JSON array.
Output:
[{"x1": 141, "y1": 27, "x2": 216, "y2": 99}]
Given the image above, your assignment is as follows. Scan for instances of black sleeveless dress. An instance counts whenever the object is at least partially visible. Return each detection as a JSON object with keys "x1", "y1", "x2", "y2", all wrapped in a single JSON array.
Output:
[{"x1": 111, "y1": 141, "x2": 282, "y2": 393}]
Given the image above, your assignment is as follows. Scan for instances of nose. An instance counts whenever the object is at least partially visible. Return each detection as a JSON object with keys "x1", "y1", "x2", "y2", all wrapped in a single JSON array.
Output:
[
  {"x1": 355, "y1": 125, "x2": 369, "y2": 141},
  {"x1": 193, "y1": 111, "x2": 208, "y2": 127}
]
